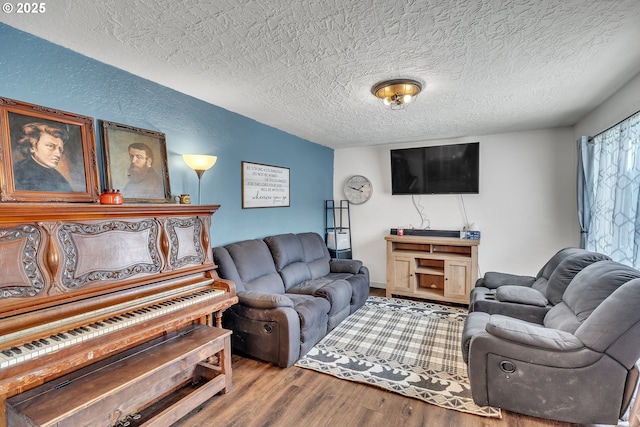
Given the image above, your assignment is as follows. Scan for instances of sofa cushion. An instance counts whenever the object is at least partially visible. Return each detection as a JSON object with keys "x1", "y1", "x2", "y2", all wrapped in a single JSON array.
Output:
[
  {"x1": 265, "y1": 234, "x2": 304, "y2": 268},
  {"x1": 531, "y1": 247, "x2": 586, "y2": 294},
  {"x1": 576, "y1": 278, "x2": 640, "y2": 365},
  {"x1": 544, "y1": 250, "x2": 611, "y2": 305},
  {"x1": 287, "y1": 277, "x2": 352, "y2": 315},
  {"x1": 496, "y1": 286, "x2": 548, "y2": 307},
  {"x1": 545, "y1": 260, "x2": 640, "y2": 333},
  {"x1": 298, "y1": 232, "x2": 331, "y2": 278},
  {"x1": 265, "y1": 234, "x2": 312, "y2": 290},
  {"x1": 212, "y1": 246, "x2": 243, "y2": 290},
  {"x1": 280, "y1": 262, "x2": 313, "y2": 291},
  {"x1": 214, "y1": 240, "x2": 285, "y2": 294}
]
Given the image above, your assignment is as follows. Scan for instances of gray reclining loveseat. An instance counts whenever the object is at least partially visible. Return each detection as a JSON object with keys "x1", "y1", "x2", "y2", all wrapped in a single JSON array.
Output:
[
  {"x1": 469, "y1": 247, "x2": 610, "y2": 323},
  {"x1": 462, "y1": 260, "x2": 640, "y2": 424},
  {"x1": 213, "y1": 232, "x2": 370, "y2": 367}
]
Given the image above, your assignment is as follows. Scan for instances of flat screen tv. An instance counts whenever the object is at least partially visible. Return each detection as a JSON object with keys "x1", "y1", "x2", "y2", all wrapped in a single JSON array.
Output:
[{"x1": 391, "y1": 142, "x2": 479, "y2": 195}]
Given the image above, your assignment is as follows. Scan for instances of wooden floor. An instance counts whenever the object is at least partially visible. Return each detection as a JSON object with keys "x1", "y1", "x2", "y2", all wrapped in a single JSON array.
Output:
[{"x1": 174, "y1": 289, "x2": 589, "y2": 427}]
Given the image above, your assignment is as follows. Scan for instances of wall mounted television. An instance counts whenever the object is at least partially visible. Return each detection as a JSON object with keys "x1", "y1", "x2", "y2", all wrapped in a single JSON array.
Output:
[{"x1": 391, "y1": 142, "x2": 479, "y2": 195}]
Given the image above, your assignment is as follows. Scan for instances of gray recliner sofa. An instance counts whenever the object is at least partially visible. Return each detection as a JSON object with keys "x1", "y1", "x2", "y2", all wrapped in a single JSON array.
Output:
[
  {"x1": 213, "y1": 232, "x2": 370, "y2": 367},
  {"x1": 469, "y1": 247, "x2": 610, "y2": 323},
  {"x1": 462, "y1": 260, "x2": 640, "y2": 424}
]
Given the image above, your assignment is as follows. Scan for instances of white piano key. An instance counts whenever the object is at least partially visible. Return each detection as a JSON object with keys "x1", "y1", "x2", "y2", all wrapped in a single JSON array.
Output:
[{"x1": 0, "y1": 352, "x2": 13, "y2": 368}]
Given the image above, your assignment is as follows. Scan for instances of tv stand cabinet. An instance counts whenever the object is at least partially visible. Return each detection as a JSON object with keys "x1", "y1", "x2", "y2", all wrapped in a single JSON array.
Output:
[{"x1": 385, "y1": 235, "x2": 479, "y2": 304}]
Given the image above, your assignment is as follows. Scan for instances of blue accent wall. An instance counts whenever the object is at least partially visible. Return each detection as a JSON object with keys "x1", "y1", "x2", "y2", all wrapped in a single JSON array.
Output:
[{"x1": 0, "y1": 24, "x2": 334, "y2": 246}]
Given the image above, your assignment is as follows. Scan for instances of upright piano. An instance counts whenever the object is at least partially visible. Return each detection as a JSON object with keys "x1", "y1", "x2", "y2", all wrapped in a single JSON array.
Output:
[{"x1": 0, "y1": 204, "x2": 237, "y2": 427}]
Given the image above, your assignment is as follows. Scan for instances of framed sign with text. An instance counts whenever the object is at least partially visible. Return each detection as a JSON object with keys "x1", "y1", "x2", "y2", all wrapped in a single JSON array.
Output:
[{"x1": 242, "y1": 161, "x2": 290, "y2": 208}]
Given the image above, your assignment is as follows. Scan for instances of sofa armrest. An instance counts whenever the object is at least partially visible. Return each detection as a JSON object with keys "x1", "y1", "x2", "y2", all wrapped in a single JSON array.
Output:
[
  {"x1": 467, "y1": 317, "x2": 613, "y2": 413},
  {"x1": 237, "y1": 290, "x2": 294, "y2": 309},
  {"x1": 358, "y1": 265, "x2": 370, "y2": 281},
  {"x1": 477, "y1": 272, "x2": 536, "y2": 289},
  {"x1": 485, "y1": 316, "x2": 584, "y2": 351},
  {"x1": 495, "y1": 286, "x2": 549, "y2": 307},
  {"x1": 330, "y1": 258, "x2": 363, "y2": 275}
]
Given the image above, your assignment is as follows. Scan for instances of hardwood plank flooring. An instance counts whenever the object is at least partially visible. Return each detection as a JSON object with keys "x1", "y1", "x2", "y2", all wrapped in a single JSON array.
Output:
[{"x1": 174, "y1": 289, "x2": 589, "y2": 427}]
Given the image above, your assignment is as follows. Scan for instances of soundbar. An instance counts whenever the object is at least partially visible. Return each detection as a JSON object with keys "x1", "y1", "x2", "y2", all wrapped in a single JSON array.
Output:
[{"x1": 389, "y1": 228, "x2": 461, "y2": 238}]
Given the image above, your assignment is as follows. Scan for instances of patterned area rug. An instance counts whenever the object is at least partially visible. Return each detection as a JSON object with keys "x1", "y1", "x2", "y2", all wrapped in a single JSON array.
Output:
[{"x1": 295, "y1": 296, "x2": 501, "y2": 418}]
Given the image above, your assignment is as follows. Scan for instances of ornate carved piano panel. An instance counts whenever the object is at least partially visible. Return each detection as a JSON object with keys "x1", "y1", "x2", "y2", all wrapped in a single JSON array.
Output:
[
  {"x1": 0, "y1": 204, "x2": 237, "y2": 427},
  {"x1": 0, "y1": 204, "x2": 219, "y2": 317},
  {"x1": 0, "y1": 224, "x2": 46, "y2": 299}
]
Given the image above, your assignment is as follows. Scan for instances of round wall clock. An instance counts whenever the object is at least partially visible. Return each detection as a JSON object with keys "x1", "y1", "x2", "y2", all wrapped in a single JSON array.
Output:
[{"x1": 343, "y1": 175, "x2": 372, "y2": 204}]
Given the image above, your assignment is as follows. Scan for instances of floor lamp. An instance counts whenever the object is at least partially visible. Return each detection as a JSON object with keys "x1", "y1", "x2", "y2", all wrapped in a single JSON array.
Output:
[{"x1": 182, "y1": 154, "x2": 217, "y2": 204}]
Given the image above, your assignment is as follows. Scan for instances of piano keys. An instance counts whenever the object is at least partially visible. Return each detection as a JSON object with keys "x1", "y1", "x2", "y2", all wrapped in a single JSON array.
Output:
[{"x1": 0, "y1": 285, "x2": 225, "y2": 369}]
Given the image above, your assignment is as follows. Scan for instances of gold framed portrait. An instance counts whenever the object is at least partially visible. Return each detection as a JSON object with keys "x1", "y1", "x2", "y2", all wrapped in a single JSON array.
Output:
[
  {"x1": 100, "y1": 120, "x2": 171, "y2": 203},
  {"x1": 0, "y1": 97, "x2": 99, "y2": 202}
]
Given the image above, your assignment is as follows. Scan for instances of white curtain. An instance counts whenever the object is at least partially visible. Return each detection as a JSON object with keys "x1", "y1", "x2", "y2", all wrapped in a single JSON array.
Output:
[{"x1": 578, "y1": 112, "x2": 640, "y2": 268}]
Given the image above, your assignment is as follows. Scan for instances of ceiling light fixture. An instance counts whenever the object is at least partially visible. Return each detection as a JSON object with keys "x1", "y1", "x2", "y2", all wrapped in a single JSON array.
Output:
[{"x1": 371, "y1": 79, "x2": 422, "y2": 110}]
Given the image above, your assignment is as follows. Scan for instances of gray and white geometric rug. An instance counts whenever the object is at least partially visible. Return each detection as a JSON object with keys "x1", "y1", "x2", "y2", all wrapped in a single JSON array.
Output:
[{"x1": 295, "y1": 296, "x2": 501, "y2": 418}]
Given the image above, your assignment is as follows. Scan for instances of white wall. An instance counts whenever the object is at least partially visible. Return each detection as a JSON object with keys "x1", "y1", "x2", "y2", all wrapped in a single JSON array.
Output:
[
  {"x1": 575, "y1": 70, "x2": 640, "y2": 138},
  {"x1": 334, "y1": 128, "x2": 580, "y2": 288}
]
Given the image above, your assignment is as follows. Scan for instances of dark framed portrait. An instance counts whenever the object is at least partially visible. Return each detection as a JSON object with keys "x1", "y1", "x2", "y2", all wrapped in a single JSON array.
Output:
[
  {"x1": 100, "y1": 120, "x2": 171, "y2": 203},
  {"x1": 0, "y1": 97, "x2": 99, "y2": 202}
]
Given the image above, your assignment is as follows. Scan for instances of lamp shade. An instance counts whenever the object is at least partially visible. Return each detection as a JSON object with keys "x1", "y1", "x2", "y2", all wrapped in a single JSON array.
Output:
[{"x1": 183, "y1": 154, "x2": 217, "y2": 172}]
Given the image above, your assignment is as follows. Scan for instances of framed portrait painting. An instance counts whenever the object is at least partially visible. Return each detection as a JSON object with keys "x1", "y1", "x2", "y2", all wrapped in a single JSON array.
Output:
[
  {"x1": 100, "y1": 120, "x2": 171, "y2": 203},
  {"x1": 0, "y1": 97, "x2": 100, "y2": 202}
]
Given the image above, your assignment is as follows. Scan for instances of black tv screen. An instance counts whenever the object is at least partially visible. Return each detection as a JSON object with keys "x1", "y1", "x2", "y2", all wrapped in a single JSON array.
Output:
[{"x1": 391, "y1": 142, "x2": 479, "y2": 195}]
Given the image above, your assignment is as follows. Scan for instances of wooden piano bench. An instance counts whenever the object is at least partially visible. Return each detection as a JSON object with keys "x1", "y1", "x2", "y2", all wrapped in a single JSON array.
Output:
[{"x1": 6, "y1": 324, "x2": 231, "y2": 427}]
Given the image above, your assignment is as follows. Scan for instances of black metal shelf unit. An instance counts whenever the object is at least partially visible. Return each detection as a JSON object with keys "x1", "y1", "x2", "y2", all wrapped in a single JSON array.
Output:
[{"x1": 325, "y1": 199, "x2": 352, "y2": 259}]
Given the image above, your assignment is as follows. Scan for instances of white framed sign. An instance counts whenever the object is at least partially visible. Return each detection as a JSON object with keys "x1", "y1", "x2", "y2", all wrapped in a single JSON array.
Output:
[{"x1": 242, "y1": 161, "x2": 290, "y2": 208}]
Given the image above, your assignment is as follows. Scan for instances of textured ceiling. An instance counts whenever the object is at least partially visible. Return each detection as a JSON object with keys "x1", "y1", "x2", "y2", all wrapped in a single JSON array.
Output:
[{"x1": 3, "y1": 0, "x2": 640, "y2": 149}]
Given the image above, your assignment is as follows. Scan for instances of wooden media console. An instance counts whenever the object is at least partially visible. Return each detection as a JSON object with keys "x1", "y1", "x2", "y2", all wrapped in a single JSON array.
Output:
[{"x1": 385, "y1": 235, "x2": 479, "y2": 304}]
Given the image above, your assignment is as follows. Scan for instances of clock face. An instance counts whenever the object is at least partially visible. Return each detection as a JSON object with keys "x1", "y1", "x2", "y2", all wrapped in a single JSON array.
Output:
[{"x1": 343, "y1": 175, "x2": 372, "y2": 204}]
